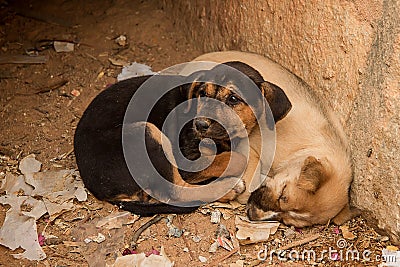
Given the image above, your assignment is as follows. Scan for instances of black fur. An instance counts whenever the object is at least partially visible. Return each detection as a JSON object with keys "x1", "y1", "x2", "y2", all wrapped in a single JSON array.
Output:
[{"x1": 74, "y1": 75, "x2": 198, "y2": 212}]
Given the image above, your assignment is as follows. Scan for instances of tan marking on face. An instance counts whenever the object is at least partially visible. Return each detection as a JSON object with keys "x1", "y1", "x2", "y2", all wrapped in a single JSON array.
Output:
[
  {"x1": 205, "y1": 82, "x2": 216, "y2": 97},
  {"x1": 232, "y1": 103, "x2": 258, "y2": 134},
  {"x1": 193, "y1": 81, "x2": 260, "y2": 140},
  {"x1": 215, "y1": 86, "x2": 231, "y2": 100}
]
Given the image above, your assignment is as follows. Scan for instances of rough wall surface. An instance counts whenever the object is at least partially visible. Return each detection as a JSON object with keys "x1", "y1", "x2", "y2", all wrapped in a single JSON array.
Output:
[{"x1": 163, "y1": 0, "x2": 400, "y2": 243}]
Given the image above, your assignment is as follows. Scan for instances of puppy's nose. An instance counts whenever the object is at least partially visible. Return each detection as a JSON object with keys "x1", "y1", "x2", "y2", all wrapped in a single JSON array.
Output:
[{"x1": 194, "y1": 118, "x2": 210, "y2": 132}]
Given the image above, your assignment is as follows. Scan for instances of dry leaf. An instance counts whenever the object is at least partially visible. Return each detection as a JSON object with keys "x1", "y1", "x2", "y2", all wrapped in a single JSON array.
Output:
[
  {"x1": 96, "y1": 211, "x2": 138, "y2": 230},
  {"x1": 339, "y1": 225, "x2": 356, "y2": 240},
  {"x1": 235, "y1": 216, "x2": 279, "y2": 245},
  {"x1": 53, "y1": 41, "x2": 74, "y2": 52},
  {"x1": 0, "y1": 194, "x2": 46, "y2": 261},
  {"x1": 110, "y1": 246, "x2": 173, "y2": 267},
  {"x1": 1, "y1": 173, "x2": 33, "y2": 195},
  {"x1": 19, "y1": 154, "x2": 41, "y2": 174},
  {"x1": 72, "y1": 218, "x2": 125, "y2": 267},
  {"x1": 43, "y1": 198, "x2": 74, "y2": 220},
  {"x1": 109, "y1": 57, "x2": 129, "y2": 67},
  {"x1": 63, "y1": 241, "x2": 83, "y2": 247},
  {"x1": 0, "y1": 155, "x2": 88, "y2": 261},
  {"x1": 117, "y1": 62, "x2": 156, "y2": 81}
]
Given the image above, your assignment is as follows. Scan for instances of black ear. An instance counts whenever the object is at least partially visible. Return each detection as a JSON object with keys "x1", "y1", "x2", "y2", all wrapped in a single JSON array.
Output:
[
  {"x1": 222, "y1": 61, "x2": 265, "y2": 84},
  {"x1": 260, "y1": 82, "x2": 292, "y2": 122},
  {"x1": 181, "y1": 70, "x2": 206, "y2": 113}
]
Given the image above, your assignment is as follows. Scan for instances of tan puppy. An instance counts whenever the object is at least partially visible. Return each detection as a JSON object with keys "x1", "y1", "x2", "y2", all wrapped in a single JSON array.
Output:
[{"x1": 190, "y1": 51, "x2": 358, "y2": 227}]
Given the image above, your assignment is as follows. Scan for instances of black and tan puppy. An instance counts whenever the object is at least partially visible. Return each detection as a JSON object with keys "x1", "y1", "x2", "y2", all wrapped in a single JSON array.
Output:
[{"x1": 74, "y1": 62, "x2": 292, "y2": 216}]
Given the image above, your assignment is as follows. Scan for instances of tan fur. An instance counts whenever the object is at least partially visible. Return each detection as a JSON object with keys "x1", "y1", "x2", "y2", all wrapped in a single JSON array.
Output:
[
  {"x1": 187, "y1": 51, "x2": 356, "y2": 227},
  {"x1": 184, "y1": 151, "x2": 246, "y2": 184}
]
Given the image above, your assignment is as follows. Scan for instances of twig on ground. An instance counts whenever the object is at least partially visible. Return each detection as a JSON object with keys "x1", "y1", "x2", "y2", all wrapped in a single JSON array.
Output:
[
  {"x1": 206, "y1": 246, "x2": 239, "y2": 267},
  {"x1": 13, "y1": 6, "x2": 74, "y2": 27},
  {"x1": 0, "y1": 55, "x2": 48, "y2": 64},
  {"x1": 16, "y1": 79, "x2": 69, "y2": 96},
  {"x1": 183, "y1": 235, "x2": 195, "y2": 261},
  {"x1": 131, "y1": 214, "x2": 165, "y2": 249},
  {"x1": 278, "y1": 233, "x2": 320, "y2": 251}
]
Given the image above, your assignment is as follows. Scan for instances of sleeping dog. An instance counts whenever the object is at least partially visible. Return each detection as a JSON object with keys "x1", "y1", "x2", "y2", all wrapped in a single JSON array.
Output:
[
  {"x1": 74, "y1": 62, "x2": 291, "y2": 215},
  {"x1": 190, "y1": 51, "x2": 359, "y2": 227}
]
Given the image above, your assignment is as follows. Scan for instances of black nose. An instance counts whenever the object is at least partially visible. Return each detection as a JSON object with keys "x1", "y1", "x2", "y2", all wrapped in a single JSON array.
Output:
[{"x1": 194, "y1": 118, "x2": 210, "y2": 132}]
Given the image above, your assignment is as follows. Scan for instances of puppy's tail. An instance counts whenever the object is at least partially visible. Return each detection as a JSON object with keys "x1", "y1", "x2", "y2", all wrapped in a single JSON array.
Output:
[{"x1": 110, "y1": 201, "x2": 200, "y2": 216}]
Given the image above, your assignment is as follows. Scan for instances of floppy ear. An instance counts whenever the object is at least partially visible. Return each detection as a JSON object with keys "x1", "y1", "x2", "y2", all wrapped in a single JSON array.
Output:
[
  {"x1": 181, "y1": 70, "x2": 206, "y2": 113},
  {"x1": 297, "y1": 156, "x2": 328, "y2": 193},
  {"x1": 260, "y1": 82, "x2": 292, "y2": 122}
]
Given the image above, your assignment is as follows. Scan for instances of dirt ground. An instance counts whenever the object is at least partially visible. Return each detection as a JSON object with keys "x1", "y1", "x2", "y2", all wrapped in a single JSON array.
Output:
[{"x1": 0, "y1": 0, "x2": 396, "y2": 266}]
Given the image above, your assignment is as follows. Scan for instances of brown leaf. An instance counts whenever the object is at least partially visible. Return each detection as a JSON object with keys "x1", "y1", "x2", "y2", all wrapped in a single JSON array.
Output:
[
  {"x1": 339, "y1": 225, "x2": 356, "y2": 240},
  {"x1": 235, "y1": 216, "x2": 279, "y2": 245}
]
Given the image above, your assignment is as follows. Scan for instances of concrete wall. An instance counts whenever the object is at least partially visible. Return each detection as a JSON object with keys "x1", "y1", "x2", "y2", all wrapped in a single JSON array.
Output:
[{"x1": 163, "y1": 0, "x2": 400, "y2": 243}]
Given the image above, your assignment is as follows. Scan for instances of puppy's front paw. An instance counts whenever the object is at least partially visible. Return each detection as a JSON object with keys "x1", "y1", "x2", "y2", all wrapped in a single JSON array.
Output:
[{"x1": 217, "y1": 178, "x2": 245, "y2": 202}]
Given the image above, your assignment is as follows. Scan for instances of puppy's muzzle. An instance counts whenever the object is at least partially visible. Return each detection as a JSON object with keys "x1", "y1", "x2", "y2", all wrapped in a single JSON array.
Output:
[
  {"x1": 246, "y1": 185, "x2": 281, "y2": 221},
  {"x1": 194, "y1": 117, "x2": 211, "y2": 132},
  {"x1": 247, "y1": 207, "x2": 280, "y2": 221}
]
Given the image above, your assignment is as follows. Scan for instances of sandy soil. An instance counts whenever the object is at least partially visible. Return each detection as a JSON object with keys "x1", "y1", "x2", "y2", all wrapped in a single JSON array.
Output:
[{"x1": 0, "y1": 0, "x2": 395, "y2": 266}]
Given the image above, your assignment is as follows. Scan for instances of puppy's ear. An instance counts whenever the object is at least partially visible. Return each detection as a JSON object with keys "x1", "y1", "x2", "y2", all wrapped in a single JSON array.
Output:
[
  {"x1": 297, "y1": 156, "x2": 328, "y2": 193},
  {"x1": 181, "y1": 71, "x2": 206, "y2": 113},
  {"x1": 332, "y1": 203, "x2": 361, "y2": 225},
  {"x1": 260, "y1": 82, "x2": 292, "y2": 122}
]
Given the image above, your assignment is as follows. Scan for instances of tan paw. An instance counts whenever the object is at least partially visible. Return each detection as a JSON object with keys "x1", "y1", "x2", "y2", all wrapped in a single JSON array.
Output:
[{"x1": 217, "y1": 178, "x2": 245, "y2": 202}]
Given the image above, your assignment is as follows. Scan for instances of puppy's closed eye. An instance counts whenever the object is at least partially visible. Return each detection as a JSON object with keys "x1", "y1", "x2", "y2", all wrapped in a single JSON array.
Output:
[{"x1": 278, "y1": 185, "x2": 288, "y2": 203}]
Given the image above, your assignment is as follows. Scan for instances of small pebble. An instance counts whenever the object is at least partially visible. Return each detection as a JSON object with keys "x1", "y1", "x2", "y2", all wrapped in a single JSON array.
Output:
[
  {"x1": 92, "y1": 233, "x2": 106, "y2": 243},
  {"x1": 210, "y1": 210, "x2": 221, "y2": 224},
  {"x1": 192, "y1": 235, "x2": 201, "y2": 243},
  {"x1": 115, "y1": 35, "x2": 127, "y2": 46},
  {"x1": 199, "y1": 256, "x2": 207, "y2": 263},
  {"x1": 71, "y1": 89, "x2": 81, "y2": 97},
  {"x1": 208, "y1": 242, "x2": 218, "y2": 253}
]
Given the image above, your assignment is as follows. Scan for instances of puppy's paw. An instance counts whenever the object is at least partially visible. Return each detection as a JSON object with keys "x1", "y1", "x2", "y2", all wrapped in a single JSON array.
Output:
[
  {"x1": 217, "y1": 178, "x2": 245, "y2": 202},
  {"x1": 233, "y1": 178, "x2": 246, "y2": 194}
]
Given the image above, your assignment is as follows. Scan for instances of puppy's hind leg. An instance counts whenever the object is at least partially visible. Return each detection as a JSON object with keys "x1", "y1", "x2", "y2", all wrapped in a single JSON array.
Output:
[{"x1": 123, "y1": 122, "x2": 179, "y2": 201}]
